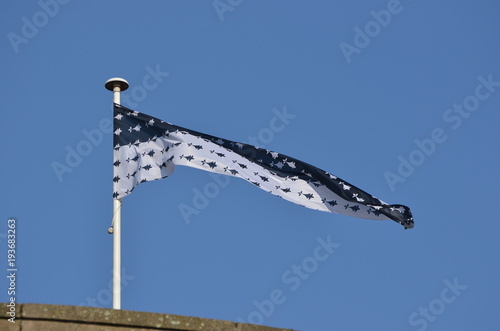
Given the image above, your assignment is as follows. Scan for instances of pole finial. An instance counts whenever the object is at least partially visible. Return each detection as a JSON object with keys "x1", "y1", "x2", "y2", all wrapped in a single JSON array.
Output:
[{"x1": 105, "y1": 77, "x2": 129, "y2": 92}]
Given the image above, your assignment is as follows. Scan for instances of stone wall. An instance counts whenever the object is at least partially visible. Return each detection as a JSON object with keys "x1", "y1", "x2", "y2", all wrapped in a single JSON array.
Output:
[{"x1": 0, "y1": 303, "x2": 296, "y2": 331}]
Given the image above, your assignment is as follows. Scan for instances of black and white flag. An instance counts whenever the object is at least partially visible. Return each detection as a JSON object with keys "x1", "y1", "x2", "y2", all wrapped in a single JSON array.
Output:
[{"x1": 113, "y1": 104, "x2": 414, "y2": 229}]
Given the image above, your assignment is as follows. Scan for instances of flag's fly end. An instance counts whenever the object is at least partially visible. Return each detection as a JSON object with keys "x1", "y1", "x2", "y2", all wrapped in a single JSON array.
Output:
[{"x1": 400, "y1": 211, "x2": 414, "y2": 229}]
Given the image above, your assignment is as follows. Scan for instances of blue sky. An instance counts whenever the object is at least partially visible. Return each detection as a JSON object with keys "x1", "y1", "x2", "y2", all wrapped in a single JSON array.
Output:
[{"x1": 1, "y1": 1, "x2": 500, "y2": 330}]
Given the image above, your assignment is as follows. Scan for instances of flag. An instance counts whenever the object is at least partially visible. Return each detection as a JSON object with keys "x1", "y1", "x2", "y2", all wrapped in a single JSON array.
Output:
[{"x1": 113, "y1": 104, "x2": 414, "y2": 229}]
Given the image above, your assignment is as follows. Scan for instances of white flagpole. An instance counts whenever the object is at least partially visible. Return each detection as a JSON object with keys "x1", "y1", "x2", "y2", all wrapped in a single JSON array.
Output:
[{"x1": 105, "y1": 77, "x2": 129, "y2": 310}]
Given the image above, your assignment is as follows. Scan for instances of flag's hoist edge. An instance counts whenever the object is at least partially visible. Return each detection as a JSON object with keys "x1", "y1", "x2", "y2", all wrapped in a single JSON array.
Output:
[{"x1": 112, "y1": 104, "x2": 414, "y2": 229}]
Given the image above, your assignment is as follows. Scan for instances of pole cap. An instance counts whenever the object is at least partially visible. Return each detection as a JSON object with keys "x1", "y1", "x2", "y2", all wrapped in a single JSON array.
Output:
[{"x1": 105, "y1": 77, "x2": 129, "y2": 91}]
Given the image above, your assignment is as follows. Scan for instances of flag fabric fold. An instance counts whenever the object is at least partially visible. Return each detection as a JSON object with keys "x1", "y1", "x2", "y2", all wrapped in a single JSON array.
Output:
[{"x1": 112, "y1": 104, "x2": 414, "y2": 229}]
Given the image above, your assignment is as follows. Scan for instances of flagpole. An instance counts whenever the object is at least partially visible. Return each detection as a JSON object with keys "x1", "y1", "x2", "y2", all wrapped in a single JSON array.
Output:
[{"x1": 105, "y1": 77, "x2": 129, "y2": 310}]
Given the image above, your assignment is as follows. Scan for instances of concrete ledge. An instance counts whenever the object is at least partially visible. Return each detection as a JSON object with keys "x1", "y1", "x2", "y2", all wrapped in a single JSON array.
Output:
[{"x1": 0, "y1": 303, "x2": 296, "y2": 331}]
